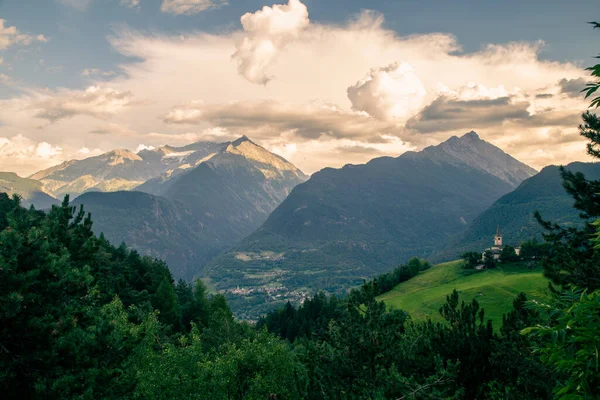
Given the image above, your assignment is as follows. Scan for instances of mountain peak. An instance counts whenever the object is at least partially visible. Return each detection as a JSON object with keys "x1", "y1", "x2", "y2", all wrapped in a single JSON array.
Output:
[
  {"x1": 462, "y1": 131, "x2": 480, "y2": 140},
  {"x1": 105, "y1": 149, "x2": 142, "y2": 165},
  {"x1": 420, "y1": 131, "x2": 537, "y2": 187},
  {"x1": 232, "y1": 135, "x2": 251, "y2": 146}
]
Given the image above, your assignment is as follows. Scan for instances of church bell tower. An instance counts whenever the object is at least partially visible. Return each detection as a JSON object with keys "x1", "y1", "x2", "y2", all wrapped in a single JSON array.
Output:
[{"x1": 494, "y1": 226, "x2": 502, "y2": 247}]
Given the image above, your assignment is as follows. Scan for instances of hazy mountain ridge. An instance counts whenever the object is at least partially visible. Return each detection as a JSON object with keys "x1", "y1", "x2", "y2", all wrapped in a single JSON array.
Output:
[{"x1": 0, "y1": 172, "x2": 59, "y2": 209}]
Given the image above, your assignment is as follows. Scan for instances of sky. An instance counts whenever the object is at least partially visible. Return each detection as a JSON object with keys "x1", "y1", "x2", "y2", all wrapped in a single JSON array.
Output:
[{"x1": 0, "y1": 0, "x2": 599, "y2": 176}]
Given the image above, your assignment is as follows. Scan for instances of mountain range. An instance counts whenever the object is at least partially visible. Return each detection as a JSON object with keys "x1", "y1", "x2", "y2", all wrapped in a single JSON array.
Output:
[
  {"x1": 206, "y1": 132, "x2": 538, "y2": 316},
  {"x1": 30, "y1": 140, "x2": 231, "y2": 198},
  {"x1": 3, "y1": 130, "x2": 597, "y2": 319},
  {"x1": 70, "y1": 136, "x2": 307, "y2": 279}
]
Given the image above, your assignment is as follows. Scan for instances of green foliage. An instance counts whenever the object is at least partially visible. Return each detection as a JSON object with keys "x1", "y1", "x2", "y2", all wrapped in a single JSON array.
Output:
[
  {"x1": 0, "y1": 194, "x2": 170, "y2": 398},
  {"x1": 500, "y1": 245, "x2": 520, "y2": 263},
  {"x1": 371, "y1": 256, "x2": 432, "y2": 296},
  {"x1": 0, "y1": 189, "x2": 562, "y2": 399},
  {"x1": 258, "y1": 292, "x2": 344, "y2": 342},
  {"x1": 461, "y1": 251, "x2": 482, "y2": 268},
  {"x1": 582, "y1": 22, "x2": 600, "y2": 109},
  {"x1": 154, "y1": 276, "x2": 183, "y2": 331},
  {"x1": 483, "y1": 249, "x2": 497, "y2": 269},
  {"x1": 524, "y1": 289, "x2": 600, "y2": 399},
  {"x1": 134, "y1": 329, "x2": 307, "y2": 400},
  {"x1": 519, "y1": 238, "x2": 551, "y2": 260}
]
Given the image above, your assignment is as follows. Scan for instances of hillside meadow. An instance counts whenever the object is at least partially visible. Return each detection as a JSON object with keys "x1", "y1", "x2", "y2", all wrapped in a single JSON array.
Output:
[{"x1": 377, "y1": 260, "x2": 550, "y2": 328}]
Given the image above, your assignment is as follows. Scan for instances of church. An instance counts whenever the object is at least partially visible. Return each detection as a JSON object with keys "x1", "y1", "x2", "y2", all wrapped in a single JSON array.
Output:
[{"x1": 482, "y1": 226, "x2": 521, "y2": 261}]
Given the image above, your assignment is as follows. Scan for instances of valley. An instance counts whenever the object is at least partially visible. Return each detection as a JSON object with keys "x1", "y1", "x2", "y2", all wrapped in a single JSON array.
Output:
[{"x1": 1, "y1": 131, "x2": 596, "y2": 319}]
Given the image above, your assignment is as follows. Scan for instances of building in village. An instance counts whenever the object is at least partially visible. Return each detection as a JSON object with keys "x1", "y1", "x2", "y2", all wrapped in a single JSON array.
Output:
[{"x1": 481, "y1": 226, "x2": 521, "y2": 261}]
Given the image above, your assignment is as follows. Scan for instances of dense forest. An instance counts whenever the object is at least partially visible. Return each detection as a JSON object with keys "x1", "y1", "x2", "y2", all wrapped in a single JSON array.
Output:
[
  {"x1": 2, "y1": 20, "x2": 600, "y2": 400},
  {"x1": 1, "y1": 191, "x2": 598, "y2": 399},
  {"x1": 0, "y1": 193, "x2": 559, "y2": 398}
]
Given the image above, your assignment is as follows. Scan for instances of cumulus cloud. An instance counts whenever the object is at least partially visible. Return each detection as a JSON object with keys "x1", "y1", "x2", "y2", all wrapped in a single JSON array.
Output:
[
  {"x1": 32, "y1": 86, "x2": 136, "y2": 123},
  {"x1": 232, "y1": 0, "x2": 309, "y2": 85},
  {"x1": 0, "y1": 134, "x2": 63, "y2": 175},
  {"x1": 0, "y1": 19, "x2": 48, "y2": 50},
  {"x1": 161, "y1": 0, "x2": 227, "y2": 15},
  {"x1": 347, "y1": 62, "x2": 427, "y2": 121}
]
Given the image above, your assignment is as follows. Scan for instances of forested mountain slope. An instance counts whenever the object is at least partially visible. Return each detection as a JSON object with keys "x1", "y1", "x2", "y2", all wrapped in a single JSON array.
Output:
[{"x1": 432, "y1": 162, "x2": 600, "y2": 261}]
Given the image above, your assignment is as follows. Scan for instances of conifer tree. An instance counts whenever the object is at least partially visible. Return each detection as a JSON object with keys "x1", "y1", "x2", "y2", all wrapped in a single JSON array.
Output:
[
  {"x1": 154, "y1": 276, "x2": 183, "y2": 331},
  {"x1": 536, "y1": 21, "x2": 600, "y2": 291}
]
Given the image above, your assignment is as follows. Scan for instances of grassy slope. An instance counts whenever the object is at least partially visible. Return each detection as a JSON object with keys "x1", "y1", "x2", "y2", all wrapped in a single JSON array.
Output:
[{"x1": 377, "y1": 260, "x2": 549, "y2": 328}]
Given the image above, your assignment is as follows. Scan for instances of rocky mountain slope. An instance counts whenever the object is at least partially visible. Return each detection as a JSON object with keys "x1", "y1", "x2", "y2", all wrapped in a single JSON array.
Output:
[
  {"x1": 30, "y1": 141, "x2": 226, "y2": 198},
  {"x1": 71, "y1": 136, "x2": 307, "y2": 280},
  {"x1": 207, "y1": 132, "x2": 537, "y2": 317}
]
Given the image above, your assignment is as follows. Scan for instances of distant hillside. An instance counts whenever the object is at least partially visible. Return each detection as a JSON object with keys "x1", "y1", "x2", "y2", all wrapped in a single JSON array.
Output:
[
  {"x1": 72, "y1": 191, "x2": 216, "y2": 279},
  {"x1": 433, "y1": 162, "x2": 600, "y2": 261},
  {"x1": 208, "y1": 132, "x2": 537, "y2": 316},
  {"x1": 71, "y1": 137, "x2": 307, "y2": 280},
  {"x1": 0, "y1": 172, "x2": 59, "y2": 209},
  {"x1": 377, "y1": 260, "x2": 549, "y2": 328}
]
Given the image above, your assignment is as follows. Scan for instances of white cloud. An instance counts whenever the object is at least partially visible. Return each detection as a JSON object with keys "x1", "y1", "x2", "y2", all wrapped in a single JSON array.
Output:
[
  {"x1": 437, "y1": 82, "x2": 513, "y2": 101},
  {"x1": 0, "y1": 134, "x2": 63, "y2": 176},
  {"x1": 135, "y1": 144, "x2": 155, "y2": 152},
  {"x1": 347, "y1": 62, "x2": 427, "y2": 121},
  {"x1": 160, "y1": 0, "x2": 227, "y2": 15},
  {"x1": 0, "y1": 19, "x2": 48, "y2": 50},
  {"x1": 0, "y1": 2, "x2": 593, "y2": 174},
  {"x1": 121, "y1": 0, "x2": 140, "y2": 9},
  {"x1": 57, "y1": 0, "x2": 93, "y2": 11},
  {"x1": 32, "y1": 86, "x2": 137, "y2": 123},
  {"x1": 232, "y1": 0, "x2": 309, "y2": 85},
  {"x1": 81, "y1": 68, "x2": 117, "y2": 78},
  {"x1": 0, "y1": 57, "x2": 4, "y2": 65}
]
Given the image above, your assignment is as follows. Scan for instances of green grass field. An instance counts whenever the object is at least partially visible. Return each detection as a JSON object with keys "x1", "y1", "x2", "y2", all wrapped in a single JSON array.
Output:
[{"x1": 377, "y1": 260, "x2": 549, "y2": 328}]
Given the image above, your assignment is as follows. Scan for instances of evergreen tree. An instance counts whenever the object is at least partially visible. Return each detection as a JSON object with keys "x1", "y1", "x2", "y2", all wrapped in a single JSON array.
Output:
[
  {"x1": 536, "y1": 22, "x2": 600, "y2": 292},
  {"x1": 154, "y1": 276, "x2": 183, "y2": 331},
  {"x1": 499, "y1": 245, "x2": 519, "y2": 263}
]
